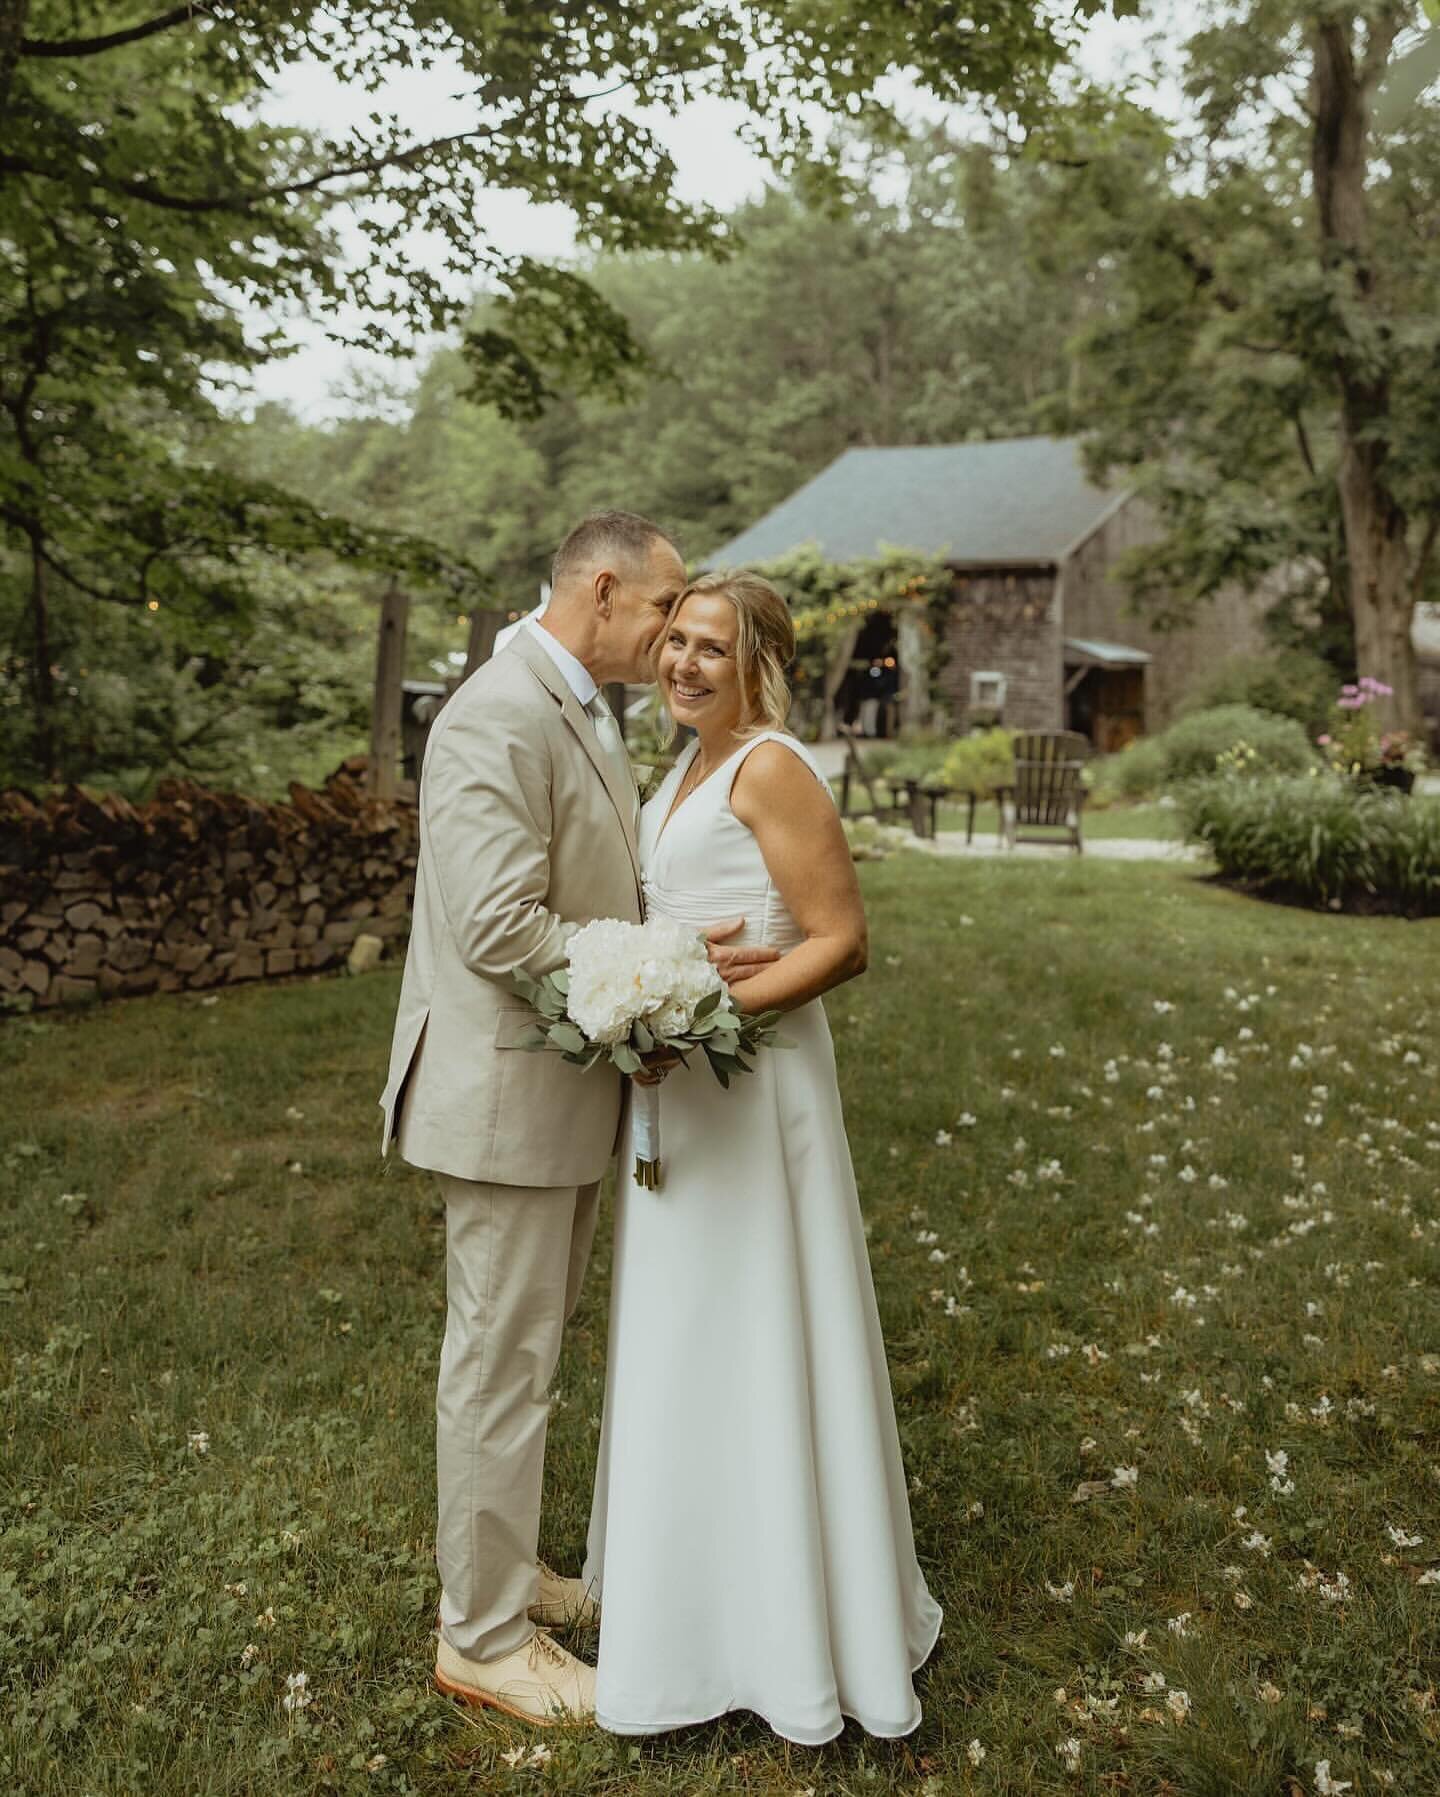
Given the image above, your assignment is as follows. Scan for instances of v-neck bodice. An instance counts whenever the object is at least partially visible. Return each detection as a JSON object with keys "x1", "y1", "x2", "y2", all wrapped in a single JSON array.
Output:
[{"x1": 639, "y1": 731, "x2": 831, "y2": 954}]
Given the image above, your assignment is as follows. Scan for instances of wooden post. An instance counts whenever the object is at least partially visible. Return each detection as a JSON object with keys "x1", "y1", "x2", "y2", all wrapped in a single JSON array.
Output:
[
  {"x1": 464, "y1": 609, "x2": 506, "y2": 679},
  {"x1": 369, "y1": 582, "x2": 409, "y2": 800}
]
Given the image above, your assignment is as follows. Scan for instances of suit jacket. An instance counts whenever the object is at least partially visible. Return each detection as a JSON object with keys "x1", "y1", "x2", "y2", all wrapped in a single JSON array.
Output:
[{"x1": 379, "y1": 628, "x2": 643, "y2": 1186}]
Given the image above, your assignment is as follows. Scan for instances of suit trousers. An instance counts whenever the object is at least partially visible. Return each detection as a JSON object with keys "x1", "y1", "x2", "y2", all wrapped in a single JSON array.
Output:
[{"x1": 434, "y1": 1174, "x2": 600, "y2": 1662}]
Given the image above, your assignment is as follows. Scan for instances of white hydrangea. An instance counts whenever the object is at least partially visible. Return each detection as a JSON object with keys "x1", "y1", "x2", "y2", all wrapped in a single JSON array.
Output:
[{"x1": 565, "y1": 915, "x2": 722, "y2": 1045}]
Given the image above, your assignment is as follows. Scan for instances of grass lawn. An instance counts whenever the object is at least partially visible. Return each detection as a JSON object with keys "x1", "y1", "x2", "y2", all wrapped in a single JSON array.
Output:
[
  {"x1": 3, "y1": 858, "x2": 1438, "y2": 1795},
  {"x1": 935, "y1": 802, "x2": 1182, "y2": 843}
]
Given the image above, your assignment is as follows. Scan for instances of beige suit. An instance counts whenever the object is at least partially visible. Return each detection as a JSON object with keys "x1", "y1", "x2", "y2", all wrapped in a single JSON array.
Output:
[
  {"x1": 381, "y1": 626, "x2": 642, "y2": 1185},
  {"x1": 379, "y1": 625, "x2": 642, "y2": 1662}
]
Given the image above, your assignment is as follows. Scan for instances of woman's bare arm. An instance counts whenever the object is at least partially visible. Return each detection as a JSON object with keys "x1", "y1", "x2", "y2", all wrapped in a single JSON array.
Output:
[{"x1": 723, "y1": 742, "x2": 868, "y2": 1015}]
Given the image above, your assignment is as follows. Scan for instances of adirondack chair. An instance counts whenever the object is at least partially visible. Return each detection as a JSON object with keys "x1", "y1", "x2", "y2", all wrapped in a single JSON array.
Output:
[{"x1": 996, "y1": 731, "x2": 1089, "y2": 854}]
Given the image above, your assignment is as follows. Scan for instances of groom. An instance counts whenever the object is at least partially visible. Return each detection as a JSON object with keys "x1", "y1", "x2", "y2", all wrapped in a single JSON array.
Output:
[{"x1": 379, "y1": 510, "x2": 777, "y2": 1724}]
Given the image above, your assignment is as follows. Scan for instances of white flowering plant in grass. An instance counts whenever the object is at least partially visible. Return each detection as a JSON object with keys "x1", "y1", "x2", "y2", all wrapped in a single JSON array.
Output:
[{"x1": 509, "y1": 916, "x2": 785, "y2": 1187}]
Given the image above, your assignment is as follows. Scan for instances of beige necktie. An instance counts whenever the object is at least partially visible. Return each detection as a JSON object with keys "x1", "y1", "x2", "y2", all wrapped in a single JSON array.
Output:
[{"x1": 587, "y1": 691, "x2": 638, "y2": 828}]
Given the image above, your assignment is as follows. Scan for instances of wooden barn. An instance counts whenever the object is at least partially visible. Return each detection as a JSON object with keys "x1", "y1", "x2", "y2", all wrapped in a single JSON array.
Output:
[{"x1": 709, "y1": 436, "x2": 1276, "y2": 747}]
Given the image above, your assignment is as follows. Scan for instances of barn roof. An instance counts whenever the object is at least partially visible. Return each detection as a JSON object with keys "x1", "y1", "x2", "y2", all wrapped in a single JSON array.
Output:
[{"x1": 708, "y1": 437, "x2": 1124, "y2": 569}]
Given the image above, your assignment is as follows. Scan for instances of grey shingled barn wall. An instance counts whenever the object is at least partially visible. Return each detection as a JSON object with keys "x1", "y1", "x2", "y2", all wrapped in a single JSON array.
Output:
[
  {"x1": 934, "y1": 571, "x2": 1062, "y2": 733},
  {"x1": 1059, "y1": 498, "x2": 1272, "y2": 734}
]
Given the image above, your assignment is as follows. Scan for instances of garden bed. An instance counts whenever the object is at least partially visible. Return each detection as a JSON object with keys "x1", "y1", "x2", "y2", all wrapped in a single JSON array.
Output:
[{"x1": 1178, "y1": 775, "x2": 1440, "y2": 917}]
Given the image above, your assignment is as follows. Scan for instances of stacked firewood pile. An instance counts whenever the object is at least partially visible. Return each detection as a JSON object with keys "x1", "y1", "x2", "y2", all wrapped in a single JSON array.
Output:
[{"x1": 0, "y1": 758, "x2": 417, "y2": 1010}]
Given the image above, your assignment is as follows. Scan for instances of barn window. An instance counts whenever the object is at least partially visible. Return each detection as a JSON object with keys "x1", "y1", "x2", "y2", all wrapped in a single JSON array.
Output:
[{"x1": 971, "y1": 670, "x2": 1007, "y2": 712}]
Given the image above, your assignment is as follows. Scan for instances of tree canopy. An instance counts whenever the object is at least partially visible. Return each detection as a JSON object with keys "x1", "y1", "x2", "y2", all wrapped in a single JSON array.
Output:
[
  {"x1": 0, "y1": 0, "x2": 1133, "y2": 782},
  {"x1": 1059, "y1": 1, "x2": 1440, "y2": 726}
]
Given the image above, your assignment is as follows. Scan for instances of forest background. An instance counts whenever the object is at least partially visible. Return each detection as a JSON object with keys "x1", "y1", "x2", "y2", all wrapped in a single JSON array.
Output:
[{"x1": 4, "y1": 1, "x2": 1439, "y2": 800}]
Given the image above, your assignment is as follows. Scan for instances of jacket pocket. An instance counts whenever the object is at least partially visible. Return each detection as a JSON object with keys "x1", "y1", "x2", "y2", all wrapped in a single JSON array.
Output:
[{"x1": 493, "y1": 1007, "x2": 547, "y2": 1049}]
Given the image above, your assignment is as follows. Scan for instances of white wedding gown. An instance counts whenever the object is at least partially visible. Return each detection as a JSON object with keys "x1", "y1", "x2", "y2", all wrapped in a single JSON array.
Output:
[{"x1": 583, "y1": 730, "x2": 943, "y2": 1745}]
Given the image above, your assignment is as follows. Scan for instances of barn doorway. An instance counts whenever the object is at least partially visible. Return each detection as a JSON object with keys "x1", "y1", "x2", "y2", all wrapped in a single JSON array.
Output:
[
  {"x1": 1063, "y1": 639, "x2": 1150, "y2": 752},
  {"x1": 836, "y1": 611, "x2": 901, "y2": 738}
]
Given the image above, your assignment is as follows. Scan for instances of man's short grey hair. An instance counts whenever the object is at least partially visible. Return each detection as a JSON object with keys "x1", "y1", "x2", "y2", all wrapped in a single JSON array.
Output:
[{"x1": 550, "y1": 509, "x2": 677, "y2": 588}]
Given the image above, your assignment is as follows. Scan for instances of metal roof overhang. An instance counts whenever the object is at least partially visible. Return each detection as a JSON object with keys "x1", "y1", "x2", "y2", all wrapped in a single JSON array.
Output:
[{"x1": 1063, "y1": 637, "x2": 1153, "y2": 669}]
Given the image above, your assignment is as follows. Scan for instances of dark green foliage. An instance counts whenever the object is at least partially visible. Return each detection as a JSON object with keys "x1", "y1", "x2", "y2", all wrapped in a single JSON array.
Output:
[
  {"x1": 1054, "y1": 5, "x2": 1440, "y2": 725},
  {"x1": 1181, "y1": 649, "x2": 1341, "y2": 737},
  {"x1": 1089, "y1": 736, "x2": 1171, "y2": 804},
  {"x1": 1091, "y1": 705, "x2": 1320, "y2": 804},
  {"x1": 1, "y1": 1, "x2": 1101, "y2": 786},
  {"x1": 1179, "y1": 774, "x2": 1440, "y2": 913},
  {"x1": 1159, "y1": 706, "x2": 1320, "y2": 783}
]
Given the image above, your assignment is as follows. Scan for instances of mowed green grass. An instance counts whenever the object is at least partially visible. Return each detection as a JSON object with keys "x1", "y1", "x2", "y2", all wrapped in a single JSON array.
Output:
[
  {"x1": 2, "y1": 859, "x2": 1438, "y2": 1796},
  {"x1": 936, "y1": 801, "x2": 1181, "y2": 842}
]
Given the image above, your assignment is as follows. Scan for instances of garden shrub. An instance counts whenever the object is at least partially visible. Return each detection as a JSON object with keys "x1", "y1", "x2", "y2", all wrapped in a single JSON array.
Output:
[
  {"x1": 1089, "y1": 705, "x2": 1321, "y2": 808},
  {"x1": 850, "y1": 739, "x2": 904, "y2": 780},
  {"x1": 1160, "y1": 705, "x2": 1319, "y2": 782},
  {"x1": 1181, "y1": 649, "x2": 1337, "y2": 735},
  {"x1": 1088, "y1": 736, "x2": 1167, "y2": 805},
  {"x1": 940, "y1": 728, "x2": 1015, "y2": 798},
  {"x1": 1178, "y1": 774, "x2": 1440, "y2": 915},
  {"x1": 884, "y1": 734, "x2": 955, "y2": 789}
]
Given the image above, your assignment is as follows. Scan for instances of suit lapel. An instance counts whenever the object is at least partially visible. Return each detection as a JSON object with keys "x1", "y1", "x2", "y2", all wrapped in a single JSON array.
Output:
[{"x1": 506, "y1": 631, "x2": 642, "y2": 892}]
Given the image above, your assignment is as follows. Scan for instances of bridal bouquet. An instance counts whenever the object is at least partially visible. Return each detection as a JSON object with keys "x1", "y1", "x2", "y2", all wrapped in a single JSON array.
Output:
[{"x1": 509, "y1": 916, "x2": 783, "y2": 1189}]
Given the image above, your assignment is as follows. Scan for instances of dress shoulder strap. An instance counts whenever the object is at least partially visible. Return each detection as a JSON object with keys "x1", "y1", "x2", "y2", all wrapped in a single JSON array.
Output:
[{"x1": 724, "y1": 731, "x2": 835, "y2": 807}]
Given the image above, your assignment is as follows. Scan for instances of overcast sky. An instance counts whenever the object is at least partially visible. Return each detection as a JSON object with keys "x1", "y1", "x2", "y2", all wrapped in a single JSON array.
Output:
[{"x1": 238, "y1": 11, "x2": 1179, "y2": 420}]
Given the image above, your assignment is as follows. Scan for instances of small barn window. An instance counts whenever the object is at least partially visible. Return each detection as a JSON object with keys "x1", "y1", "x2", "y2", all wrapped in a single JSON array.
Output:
[{"x1": 970, "y1": 670, "x2": 1007, "y2": 713}]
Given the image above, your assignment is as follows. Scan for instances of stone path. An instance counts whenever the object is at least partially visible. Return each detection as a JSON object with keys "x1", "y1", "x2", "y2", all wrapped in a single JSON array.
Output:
[{"x1": 921, "y1": 832, "x2": 1204, "y2": 863}]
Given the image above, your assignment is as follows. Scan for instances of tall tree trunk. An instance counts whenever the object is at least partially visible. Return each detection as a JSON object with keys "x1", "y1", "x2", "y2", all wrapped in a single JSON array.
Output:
[
  {"x1": 28, "y1": 533, "x2": 55, "y2": 779},
  {"x1": 0, "y1": 0, "x2": 29, "y2": 127},
  {"x1": 1310, "y1": 10, "x2": 1420, "y2": 730}
]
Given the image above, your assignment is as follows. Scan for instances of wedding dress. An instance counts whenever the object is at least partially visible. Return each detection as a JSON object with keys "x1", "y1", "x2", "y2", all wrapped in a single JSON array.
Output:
[{"x1": 584, "y1": 730, "x2": 943, "y2": 1745}]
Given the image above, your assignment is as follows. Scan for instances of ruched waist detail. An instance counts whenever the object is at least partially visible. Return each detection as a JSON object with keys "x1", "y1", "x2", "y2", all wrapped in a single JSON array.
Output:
[{"x1": 641, "y1": 876, "x2": 805, "y2": 954}]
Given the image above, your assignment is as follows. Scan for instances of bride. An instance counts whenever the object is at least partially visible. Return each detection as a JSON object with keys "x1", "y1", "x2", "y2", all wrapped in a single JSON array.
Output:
[{"x1": 584, "y1": 569, "x2": 943, "y2": 1745}]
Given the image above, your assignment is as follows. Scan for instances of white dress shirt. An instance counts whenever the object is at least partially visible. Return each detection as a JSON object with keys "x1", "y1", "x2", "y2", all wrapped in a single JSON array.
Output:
[{"x1": 523, "y1": 615, "x2": 599, "y2": 708}]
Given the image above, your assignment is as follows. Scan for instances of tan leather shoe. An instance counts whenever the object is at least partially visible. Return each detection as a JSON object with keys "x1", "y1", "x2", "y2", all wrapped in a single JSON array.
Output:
[
  {"x1": 434, "y1": 1627, "x2": 595, "y2": 1725},
  {"x1": 529, "y1": 1560, "x2": 600, "y2": 1628}
]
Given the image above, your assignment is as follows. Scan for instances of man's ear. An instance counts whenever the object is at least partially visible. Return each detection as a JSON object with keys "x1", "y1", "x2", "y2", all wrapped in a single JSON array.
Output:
[{"x1": 594, "y1": 570, "x2": 615, "y2": 617}]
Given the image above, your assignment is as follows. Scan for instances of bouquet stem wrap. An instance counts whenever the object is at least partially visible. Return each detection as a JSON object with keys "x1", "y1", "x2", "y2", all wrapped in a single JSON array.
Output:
[{"x1": 632, "y1": 1084, "x2": 661, "y2": 1189}]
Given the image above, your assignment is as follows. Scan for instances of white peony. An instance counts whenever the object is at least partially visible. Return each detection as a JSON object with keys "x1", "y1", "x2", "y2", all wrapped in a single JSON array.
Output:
[{"x1": 564, "y1": 916, "x2": 722, "y2": 1045}]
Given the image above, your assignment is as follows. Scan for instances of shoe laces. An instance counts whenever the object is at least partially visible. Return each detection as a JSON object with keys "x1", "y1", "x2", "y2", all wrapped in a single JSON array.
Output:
[{"x1": 527, "y1": 1629, "x2": 568, "y2": 1671}]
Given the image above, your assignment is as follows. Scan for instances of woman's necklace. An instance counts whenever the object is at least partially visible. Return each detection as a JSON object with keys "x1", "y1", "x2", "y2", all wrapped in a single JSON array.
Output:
[
  {"x1": 676, "y1": 747, "x2": 711, "y2": 802},
  {"x1": 668, "y1": 740, "x2": 722, "y2": 818}
]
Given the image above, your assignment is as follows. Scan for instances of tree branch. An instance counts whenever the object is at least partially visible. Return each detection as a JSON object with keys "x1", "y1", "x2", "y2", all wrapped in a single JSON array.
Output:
[
  {"x1": 1156, "y1": 226, "x2": 1243, "y2": 314},
  {"x1": 1360, "y1": 11, "x2": 1403, "y2": 90},
  {"x1": 1293, "y1": 407, "x2": 1317, "y2": 479},
  {"x1": 20, "y1": 4, "x2": 216, "y2": 59},
  {"x1": 0, "y1": 120, "x2": 501, "y2": 213},
  {"x1": 36, "y1": 541, "x2": 142, "y2": 605}
]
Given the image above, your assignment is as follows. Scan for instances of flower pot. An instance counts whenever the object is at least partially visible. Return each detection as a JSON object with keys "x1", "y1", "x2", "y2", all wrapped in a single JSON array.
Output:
[{"x1": 1371, "y1": 765, "x2": 1416, "y2": 795}]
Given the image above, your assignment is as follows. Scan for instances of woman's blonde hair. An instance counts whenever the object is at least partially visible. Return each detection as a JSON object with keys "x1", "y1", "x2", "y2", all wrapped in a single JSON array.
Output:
[{"x1": 658, "y1": 567, "x2": 795, "y2": 743}]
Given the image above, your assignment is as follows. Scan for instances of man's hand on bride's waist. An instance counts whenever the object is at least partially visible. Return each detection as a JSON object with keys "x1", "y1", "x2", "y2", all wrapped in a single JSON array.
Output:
[{"x1": 703, "y1": 916, "x2": 781, "y2": 982}]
